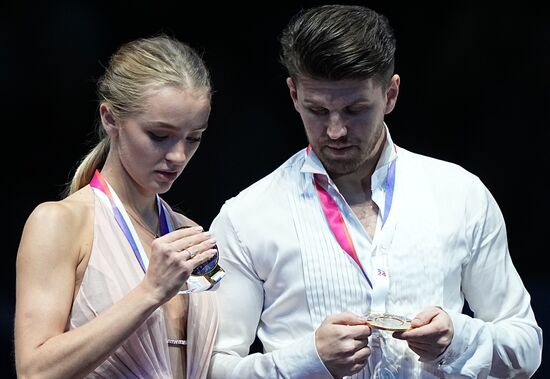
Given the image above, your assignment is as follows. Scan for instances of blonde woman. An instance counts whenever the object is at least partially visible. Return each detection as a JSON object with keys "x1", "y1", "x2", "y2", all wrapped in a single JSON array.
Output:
[{"x1": 15, "y1": 34, "x2": 219, "y2": 378}]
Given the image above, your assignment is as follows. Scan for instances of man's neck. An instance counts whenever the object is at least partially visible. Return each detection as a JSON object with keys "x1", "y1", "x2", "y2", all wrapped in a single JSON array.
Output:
[
  {"x1": 332, "y1": 166, "x2": 375, "y2": 205},
  {"x1": 331, "y1": 137, "x2": 386, "y2": 205}
]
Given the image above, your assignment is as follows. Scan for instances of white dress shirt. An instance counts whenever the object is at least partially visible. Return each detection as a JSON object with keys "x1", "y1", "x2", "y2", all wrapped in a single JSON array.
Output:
[{"x1": 208, "y1": 128, "x2": 542, "y2": 378}]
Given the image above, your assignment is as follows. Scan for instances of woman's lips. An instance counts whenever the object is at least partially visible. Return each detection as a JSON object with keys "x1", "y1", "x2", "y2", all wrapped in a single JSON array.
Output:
[{"x1": 156, "y1": 170, "x2": 179, "y2": 182}]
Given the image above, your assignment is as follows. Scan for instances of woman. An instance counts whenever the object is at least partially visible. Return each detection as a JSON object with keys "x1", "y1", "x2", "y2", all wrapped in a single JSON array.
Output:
[{"x1": 15, "y1": 34, "x2": 219, "y2": 378}]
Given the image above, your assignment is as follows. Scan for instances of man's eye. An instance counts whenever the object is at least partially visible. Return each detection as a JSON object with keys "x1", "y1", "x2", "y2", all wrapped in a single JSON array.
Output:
[
  {"x1": 346, "y1": 105, "x2": 368, "y2": 115},
  {"x1": 309, "y1": 108, "x2": 328, "y2": 115}
]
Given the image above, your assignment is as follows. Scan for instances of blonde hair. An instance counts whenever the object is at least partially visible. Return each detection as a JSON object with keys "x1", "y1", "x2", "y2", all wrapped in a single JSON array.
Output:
[{"x1": 63, "y1": 34, "x2": 211, "y2": 197}]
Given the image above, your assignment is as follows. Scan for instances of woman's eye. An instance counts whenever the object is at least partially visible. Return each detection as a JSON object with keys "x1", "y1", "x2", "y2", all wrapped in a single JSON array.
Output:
[
  {"x1": 148, "y1": 132, "x2": 168, "y2": 141},
  {"x1": 187, "y1": 136, "x2": 202, "y2": 143}
]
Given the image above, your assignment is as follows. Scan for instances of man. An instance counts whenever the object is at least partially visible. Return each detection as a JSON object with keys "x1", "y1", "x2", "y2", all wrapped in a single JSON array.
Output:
[{"x1": 208, "y1": 5, "x2": 542, "y2": 378}]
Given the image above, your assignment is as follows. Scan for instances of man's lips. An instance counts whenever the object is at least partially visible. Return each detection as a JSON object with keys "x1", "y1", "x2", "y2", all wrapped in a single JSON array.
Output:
[
  {"x1": 326, "y1": 145, "x2": 353, "y2": 150},
  {"x1": 325, "y1": 144, "x2": 354, "y2": 152}
]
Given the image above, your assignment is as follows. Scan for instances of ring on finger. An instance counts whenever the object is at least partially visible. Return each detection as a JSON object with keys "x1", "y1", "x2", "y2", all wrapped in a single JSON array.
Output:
[{"x1": 184, "y1": 248, "x2": 196, "y2": 259}]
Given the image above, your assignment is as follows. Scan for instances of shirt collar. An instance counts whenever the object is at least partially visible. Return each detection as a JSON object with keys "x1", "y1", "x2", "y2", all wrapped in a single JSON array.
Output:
[{"x1": 301, "y1": 123, "x2": 398, "y2": 190}]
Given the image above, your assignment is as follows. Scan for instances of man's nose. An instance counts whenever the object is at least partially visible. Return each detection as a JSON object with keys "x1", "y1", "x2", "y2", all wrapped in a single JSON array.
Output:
[{"x1": 326, "y1": 113, "x2": 347, "y2": 139}]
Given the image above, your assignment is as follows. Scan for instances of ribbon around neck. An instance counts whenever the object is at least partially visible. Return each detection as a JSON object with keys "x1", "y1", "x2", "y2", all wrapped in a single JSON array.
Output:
[{"x1": 307, "y1": 146, "x2": 396, "y2": 288}]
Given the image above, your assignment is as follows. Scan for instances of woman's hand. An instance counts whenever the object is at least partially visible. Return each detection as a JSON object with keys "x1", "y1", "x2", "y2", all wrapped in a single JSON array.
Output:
[{"x1": 142, "y1": 226, "x2": 217, "y2": 303}]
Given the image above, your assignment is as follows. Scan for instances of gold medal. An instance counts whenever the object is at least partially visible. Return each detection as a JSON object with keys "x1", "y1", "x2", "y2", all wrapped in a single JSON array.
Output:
[{"x1": 366, "y1": 313, "x2": 412, "y2": 331}]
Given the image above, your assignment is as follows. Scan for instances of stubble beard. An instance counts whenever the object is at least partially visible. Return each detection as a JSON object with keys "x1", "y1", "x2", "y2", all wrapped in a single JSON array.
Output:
[
  {"x1": 316, "y1": 125, "x2": 387, "y2": 178},
  {"x1": 318, "y1": 147, "x2": 365, "y2": 177}
]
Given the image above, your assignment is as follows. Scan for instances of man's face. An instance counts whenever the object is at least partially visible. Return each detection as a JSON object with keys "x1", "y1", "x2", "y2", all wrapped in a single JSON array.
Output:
[{"x1": 288, "y1": 75, "x2": 399, "y2": 177}]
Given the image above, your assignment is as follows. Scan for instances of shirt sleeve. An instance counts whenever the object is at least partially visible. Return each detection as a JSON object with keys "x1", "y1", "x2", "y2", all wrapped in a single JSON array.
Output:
[
  {"x1": 208, "y1": 202, "x2": 333, "y2": 379},
  {"x1": 432, "y1": 178, "x2": 543, "y2": 377}
]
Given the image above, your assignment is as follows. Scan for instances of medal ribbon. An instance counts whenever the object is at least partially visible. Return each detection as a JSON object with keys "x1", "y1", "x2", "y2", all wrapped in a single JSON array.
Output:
[
  {"x1": 90, "y1": 170, "x2": 173, "y2": 272},
  {"x1": 370, "y1": 255, "x2": 390, "y2": 313},
  {"x1": 307, "y1": 145, "x2": 396, "y2": 289},
  {"x1": 90, "y1": 170, "x2": 223, "y2": 293}
]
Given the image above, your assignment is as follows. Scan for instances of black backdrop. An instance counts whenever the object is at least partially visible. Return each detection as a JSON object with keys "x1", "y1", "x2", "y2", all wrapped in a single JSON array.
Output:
[{"x1": 3, "y1": 1, "x2": 549, "y2": 377}]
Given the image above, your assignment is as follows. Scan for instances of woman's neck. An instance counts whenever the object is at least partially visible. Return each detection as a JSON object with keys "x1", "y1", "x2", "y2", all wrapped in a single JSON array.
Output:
[{"x1": 99, "y1": 163, "x2": 158, "y2": 222}]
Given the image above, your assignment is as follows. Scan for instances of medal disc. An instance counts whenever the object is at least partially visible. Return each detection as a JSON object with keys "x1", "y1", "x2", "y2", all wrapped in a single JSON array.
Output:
[
  {"x1": 191, "y1": 250, "x2": 221, "y2": 276},
  {"x1": 176, "y1": 226, "x2": 225, "y2": 278},
  {"x1": 366, "y1": 313, "x2": 411, "y2": 331}
]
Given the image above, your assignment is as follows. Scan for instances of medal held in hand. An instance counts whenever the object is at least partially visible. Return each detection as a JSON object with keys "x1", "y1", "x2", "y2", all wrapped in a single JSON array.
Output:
[
  {"x1": 177, "y1": 226, "x2": 226, "y2": 286},
  {"x1": 366, "y1": 313, "x2": 412, "y2": 332}
]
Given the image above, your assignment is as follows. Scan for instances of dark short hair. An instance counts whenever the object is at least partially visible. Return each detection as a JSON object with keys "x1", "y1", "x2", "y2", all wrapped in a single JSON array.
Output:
[{"x1": 279, "y1": 5, "x2": 396, "y2": 86}]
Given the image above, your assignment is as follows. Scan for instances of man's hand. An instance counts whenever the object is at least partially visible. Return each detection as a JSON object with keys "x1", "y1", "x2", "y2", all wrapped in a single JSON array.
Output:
[
  {"x1": 392, "y1": 306, "x2": 453, "y2": 361},
  {"x1": 315, "y1": 312, "x2": 372, "y2": 378}
]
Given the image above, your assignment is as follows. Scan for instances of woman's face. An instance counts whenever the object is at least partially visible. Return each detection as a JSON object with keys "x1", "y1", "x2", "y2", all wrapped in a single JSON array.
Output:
[{"x1": 114, "y1": 85, "x2": 211, "y2": 195}]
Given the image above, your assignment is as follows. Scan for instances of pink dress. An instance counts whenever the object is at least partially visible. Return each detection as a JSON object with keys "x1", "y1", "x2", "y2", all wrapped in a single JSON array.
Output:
[{"x1": 69, "y1": 188, "x2": 218, "y2": 378}]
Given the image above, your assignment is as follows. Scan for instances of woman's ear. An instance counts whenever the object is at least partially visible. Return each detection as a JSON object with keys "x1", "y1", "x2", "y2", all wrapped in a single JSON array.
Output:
[{"x1": 99, "y1": 103, "x2": 118, "y2": 137}]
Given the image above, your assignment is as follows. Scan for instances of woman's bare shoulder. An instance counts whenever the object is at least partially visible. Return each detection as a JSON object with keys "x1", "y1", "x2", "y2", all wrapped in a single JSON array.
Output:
[
  {"x1": 19, "y1": 186, "x2": 95, "y2": 262},
  {"x1": 29, "y1": 186, "x2": 94, "y2": 226}
]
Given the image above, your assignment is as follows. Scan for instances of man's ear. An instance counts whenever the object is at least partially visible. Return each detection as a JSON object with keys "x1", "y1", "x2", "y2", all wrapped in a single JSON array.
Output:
[
  {"x1": 99, "y1": 103, "x2": 118, "y2": 137},
  {"x1": 384, "y1": 74, "x2": 400, "y2": 115},
  {"x1": 286, "y1": 77, "x2": 299, "y2": 111}
]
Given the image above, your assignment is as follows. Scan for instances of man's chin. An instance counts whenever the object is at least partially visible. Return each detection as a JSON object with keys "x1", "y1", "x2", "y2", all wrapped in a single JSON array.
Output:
[{"x1": 321, "y1": 159, "x2": 360, "y2": 176}]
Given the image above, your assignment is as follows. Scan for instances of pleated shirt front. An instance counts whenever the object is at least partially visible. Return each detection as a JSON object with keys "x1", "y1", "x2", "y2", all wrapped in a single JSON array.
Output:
[{"x1": 209, "y1": 128, "x2": 541, "y2": 378}]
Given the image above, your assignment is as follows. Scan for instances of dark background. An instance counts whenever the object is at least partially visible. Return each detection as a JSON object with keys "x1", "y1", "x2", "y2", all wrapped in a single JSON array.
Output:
[{"x1": 3, "y1": 1, "x2": 548, "y2": 377}]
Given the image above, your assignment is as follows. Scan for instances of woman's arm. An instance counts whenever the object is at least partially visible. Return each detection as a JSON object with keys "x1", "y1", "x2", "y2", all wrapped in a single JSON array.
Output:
[{"x1": 15, "y1": 191, "x2": 215, "y2": 379}]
